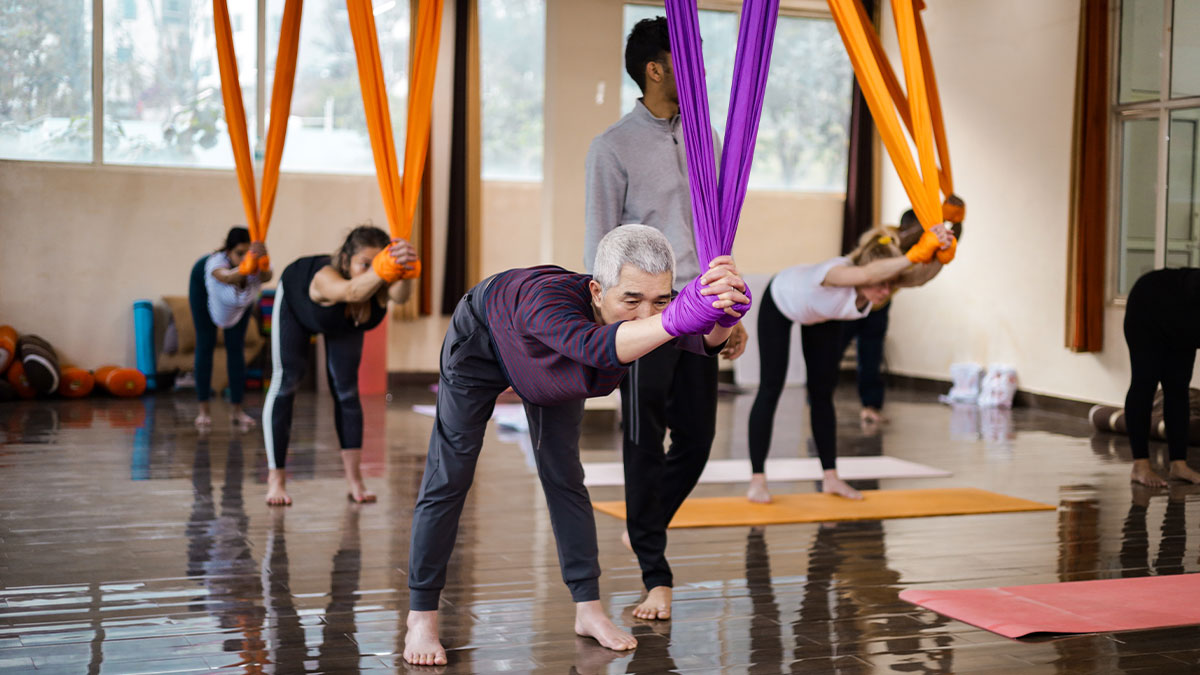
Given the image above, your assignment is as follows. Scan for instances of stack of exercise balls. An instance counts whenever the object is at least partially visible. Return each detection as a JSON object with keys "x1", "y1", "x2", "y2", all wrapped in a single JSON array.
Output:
[{"x1": 0, "y1": 324, "x2": 146, "y2": 402}]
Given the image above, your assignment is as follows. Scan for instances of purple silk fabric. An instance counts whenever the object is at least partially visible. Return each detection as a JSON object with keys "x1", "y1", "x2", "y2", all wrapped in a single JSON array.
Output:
[{"x1": 660, "y1": 0, "x2": 778, "y2": 337}]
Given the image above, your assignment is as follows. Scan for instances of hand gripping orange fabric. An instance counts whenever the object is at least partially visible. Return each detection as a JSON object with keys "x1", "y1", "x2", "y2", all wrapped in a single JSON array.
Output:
[
  {"x1": 213, "y1": 0, "x2": 302, "y2": 272},
  {"x1": 828, "y1": 0, "x2": 959, "y2": 230},
  {"x1": 905, "y1": 229, "x2": 942, "y2": 264},
  {"x1": 347, "y1": 0, "x2": 445, "y2": 282}
]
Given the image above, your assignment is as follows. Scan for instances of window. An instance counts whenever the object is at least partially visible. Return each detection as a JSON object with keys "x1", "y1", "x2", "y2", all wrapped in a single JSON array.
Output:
[
  {"x1": 0, "y1": 0, "x2": 94, "y2": 163},
  {"x1": 479, "y1": 0, "x2": 545, "y2": 181},
  {"x1": 103, "y1": 0, "x2": 257, "y2": 168},
  {"x1": 266, "y1": 0, "x2": 410, "y2": 174},
  {"x1": 620, "y1": 5, "x2": 852, "y2": 192},
  {"x1": 1113, "y1": 0, "x2": 1200, "y2": 295}
]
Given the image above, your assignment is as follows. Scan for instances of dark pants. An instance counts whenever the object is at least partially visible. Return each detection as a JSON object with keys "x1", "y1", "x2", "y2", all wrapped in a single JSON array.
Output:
[
  {"x1": 1124, "y1": 280, "x2": 1194, "y2": 462},
  {"x1": 408, "y1": 279, "x2": 601, "y2": 610},
  {"x1": 620, "y1": 342, "x2": 718, "y2": 591},
  {"x1": 189, "y1": 256, "x2": 251, "y2": 404},
  {"x1": 748, "y1": 280, "x2": 843, "y2": 474},
  {"x1": 838, "y1": 301, "x2": 889, "y2": 410},
  {"x1": 263, "y1": 282, "x2": 366, "y2": 470}
]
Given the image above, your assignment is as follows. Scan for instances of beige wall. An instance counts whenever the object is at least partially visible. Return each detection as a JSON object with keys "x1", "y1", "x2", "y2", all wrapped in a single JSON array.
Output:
[
  {"x1": 0, "y1": 5, "x2": 458, "y2": 376},
  {"x1": 876, "y1": 0, "x2": 1180, "y2": 406},
  {"x1": 0, "y1": 0, "x2": 846, "y2": 377}
]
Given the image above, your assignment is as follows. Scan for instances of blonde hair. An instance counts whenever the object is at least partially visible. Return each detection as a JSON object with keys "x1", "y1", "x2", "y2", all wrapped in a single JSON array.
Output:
[{"x1": 848, "y1": 227, "x2": 904, "y2": 266}]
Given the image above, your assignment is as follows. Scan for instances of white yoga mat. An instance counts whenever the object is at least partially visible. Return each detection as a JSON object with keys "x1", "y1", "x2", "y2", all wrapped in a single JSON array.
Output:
[
  {"x1": 412, "y1": 403, "x2": 529, "y2": 432},
  {"x1": 582, "y1": 456, "x2": 951, "y2": 487}
]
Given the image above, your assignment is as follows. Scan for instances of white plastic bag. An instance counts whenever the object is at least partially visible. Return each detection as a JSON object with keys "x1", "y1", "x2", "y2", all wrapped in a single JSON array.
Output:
[
  {"x1": 941, "y1": 362, "x2": 984, "y2": 404},
  {"x1": 978, "y1": 363, "x2": 1018, "y2": 408}
]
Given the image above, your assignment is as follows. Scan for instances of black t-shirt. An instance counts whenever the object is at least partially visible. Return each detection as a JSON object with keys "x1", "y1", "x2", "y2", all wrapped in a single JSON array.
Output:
[
  {"x1": 1127, "y1": 268, "x2": 1200, "y2": 348},
  {"x1": 279, "y1": 255, "x2": 387, "y2": 336}
]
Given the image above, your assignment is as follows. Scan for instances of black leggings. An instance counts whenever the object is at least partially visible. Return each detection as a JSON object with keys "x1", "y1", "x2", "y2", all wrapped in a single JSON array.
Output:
[
  {"x1": 1124, "y1": 280, "x2": 1195, "y2": 462},
  {"x1": 748, "y1": 280, "x2": 844, "y2": 473},
  {"x1": 263, "y1": 283, "x2": 366, "y2": 470}
]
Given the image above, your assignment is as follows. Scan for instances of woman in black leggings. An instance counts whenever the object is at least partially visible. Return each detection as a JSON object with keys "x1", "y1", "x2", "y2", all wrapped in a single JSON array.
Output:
[
  {"x1": 1123, "y1": 268, "x2": 1200, "y2": 487},
  {"x1": 746, "y1": 226, "x2": 953, "y2": 503},
  {"x1": 263, "y1": 225, "x2": 417, "y2": 506}
]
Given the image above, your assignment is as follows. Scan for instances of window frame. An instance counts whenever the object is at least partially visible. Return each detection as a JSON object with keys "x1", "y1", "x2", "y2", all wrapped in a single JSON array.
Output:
[{"x1": 1108, "y1": 0, "x2": 1200, "y2": 302}]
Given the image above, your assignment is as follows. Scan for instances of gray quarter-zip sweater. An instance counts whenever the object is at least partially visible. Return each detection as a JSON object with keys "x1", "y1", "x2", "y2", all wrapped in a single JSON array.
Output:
[{"x1": 583, "y1": 99, "x2": 721, "y2": 290}]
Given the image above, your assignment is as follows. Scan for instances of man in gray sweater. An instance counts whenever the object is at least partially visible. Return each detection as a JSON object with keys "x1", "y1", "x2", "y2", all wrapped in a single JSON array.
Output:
[{"x1": 584, "y1": 16, "x2": 747, "y2": 621}]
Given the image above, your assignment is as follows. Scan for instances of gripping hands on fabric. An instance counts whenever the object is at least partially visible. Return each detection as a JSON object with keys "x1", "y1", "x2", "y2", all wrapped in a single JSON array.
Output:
[
  {"x1": 372, "y1": 238, "x2": 421, "y2": 283},
  {"x1": 906, "y1": 225, "x2": 957, "y2": 265},
  {"x1": 661, "y1": 255, "x2": 752, "y2": 337},
  {"x1": 238, "y1": 242, "x2": 271, "y2": 276}
]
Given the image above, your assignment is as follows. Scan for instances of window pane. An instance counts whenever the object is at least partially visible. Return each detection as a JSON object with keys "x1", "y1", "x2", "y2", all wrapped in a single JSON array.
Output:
[
  {"x1": 1167, "y1": 109, "x2": 1200, "y2": 266},
  {"x1": 104, "y1": 0, "x2": 256, "y2": 167},
  {"x1": 621, "y1": 6, "x2": 738, "y2": 138},
  {"x1": 1119, "y1": 118, "x2": 1160, "y2": 294},
  {"x1": 1171, "y1": 0, "x2": 1200, "y2": 98},
  {"x1": 266, "y1": 0, "x2": 409, "y2": 174},
  {"x1": 0, "y1": 1, "x2": 93, "y2": 162},
  {"x1": 480, "y1": 0, "x2": 545, "y2": 180},
  {"x1": 752, "y1": 15, "x2": 852, "y2": 191},
  {"x1": 1119, "y1": 0, "x2": 1163, "y2": 104}
]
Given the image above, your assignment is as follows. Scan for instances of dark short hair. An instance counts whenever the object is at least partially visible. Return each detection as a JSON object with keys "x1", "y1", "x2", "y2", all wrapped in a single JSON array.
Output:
[
  {"x1": 625, "y1": 17, "x2": 670, "y2": 93},
  {"x1": 333, "y1": 225, "x2": 392, "y2": 278},
  {"x1": 222, "y1": 226, "x2": 251, "y2": 253}
]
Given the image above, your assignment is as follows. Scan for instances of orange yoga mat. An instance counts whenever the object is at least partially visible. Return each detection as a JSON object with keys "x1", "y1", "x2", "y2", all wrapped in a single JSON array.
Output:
[
  {"x1": 592, "y1": 488, "x2": 1053, "y2": 528},
  {"x1": 901, "y1": 574, "x2": 1200, "y2": 638}
]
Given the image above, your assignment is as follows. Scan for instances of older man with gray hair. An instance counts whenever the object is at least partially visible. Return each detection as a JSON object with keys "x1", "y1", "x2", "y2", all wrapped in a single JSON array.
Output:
[{"x1": 403, "y1": 225, "x2": 749, "y2": 666}]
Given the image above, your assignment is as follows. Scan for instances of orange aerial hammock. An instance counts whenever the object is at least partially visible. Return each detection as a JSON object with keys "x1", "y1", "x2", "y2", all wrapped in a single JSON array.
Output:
[
  {"x1": 827, "y1": 0, "x2": 963, "y2": 229},
  {"x1": 212, "y1": 0, "x2": 302, "y2": 274},
  {"x1": 347, "y1": 0, "x2": 445, "y2": 282}
]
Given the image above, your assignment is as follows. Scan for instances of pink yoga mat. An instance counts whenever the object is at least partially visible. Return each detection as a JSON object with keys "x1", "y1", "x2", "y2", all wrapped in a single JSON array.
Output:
[{"x1": 900, "y1": 574, "x2": 1200, "y2": 638}]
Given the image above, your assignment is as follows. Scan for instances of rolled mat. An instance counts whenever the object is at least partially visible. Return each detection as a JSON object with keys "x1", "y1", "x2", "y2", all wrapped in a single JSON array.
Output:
[
  {"x1": 1090, "y1": 391, "x2": 1200, "y2": 445},
  {"x1": 900, "y1": 573, "x2": 1200, "y2": 638},
  {"x1": 17, "y1": 335, "x2": 60, "y2": 396},
  {"x1": 58, "y1": 367, "x2": 95, "y2": 398},
  {"x1": 95, "y1": 366, "x2": 147, "y2": 398},
  {"x1": 0, "y1": 325, "x2": 15, "y2": 374},
  {"x1": 592, "y1": 488, "x2": 1054, "y2": 528},
  {"x1": 5, "y1": 361, "x2": 36, "y2": 399}
]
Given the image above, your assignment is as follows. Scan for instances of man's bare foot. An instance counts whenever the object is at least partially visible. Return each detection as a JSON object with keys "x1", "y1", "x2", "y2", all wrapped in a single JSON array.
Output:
[
  {"x1": 632, "y1": 585, "x2": 672, "y2": 621},
  {"x1": 573, "y1": 636, "x2": 626, "y2": 675},
  {"x1": 822, "y1": 471, "x2": 863, "y2": 500},
  {"x1": 620, "y1": 529, "x2": 633, "y2": 552},
  {"x1": 341, "y1": 450, "x2": 376, "y2": 503},
  {"x1": 1169, "y1": 460, "x2": 1200, "y2": 484},
  {"x1": 747, "y1": 473, "x2": 771, "y2": 504},
  {"x1": 575, "y1": 600, "x2": 636, "y2": 651},
  {"x1": 266, "y1": 468, "x2": 292, "y2": 506},
  {"x1": 194, "y1": 412, "x2": 212, "y2": 430},
  {"x1": 231, "y1": 409, "x2": 256, "y2": 431},
  {"x1": 404, "y1": 610, "x2": 447, "y2": 666},
  {"x1": 1131, "y1": 459, "x2": 1168, "y2": 487}
]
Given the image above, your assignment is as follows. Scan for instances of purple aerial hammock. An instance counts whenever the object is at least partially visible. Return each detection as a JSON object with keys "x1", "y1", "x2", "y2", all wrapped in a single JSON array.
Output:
[{"x1": 660, "y1": 0, "x2": 780, "y2": 336}]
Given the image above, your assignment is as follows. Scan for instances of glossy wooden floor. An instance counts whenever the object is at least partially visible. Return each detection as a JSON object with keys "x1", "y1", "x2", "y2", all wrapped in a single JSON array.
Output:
[{"x1": 1, "y1": 383, "x2": 1199, "y2": 674}]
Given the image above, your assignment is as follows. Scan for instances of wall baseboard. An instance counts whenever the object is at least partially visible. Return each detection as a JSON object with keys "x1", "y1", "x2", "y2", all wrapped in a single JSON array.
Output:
[{"x1": 386, "y1": 369, "x2": 1098, "y2": 419}]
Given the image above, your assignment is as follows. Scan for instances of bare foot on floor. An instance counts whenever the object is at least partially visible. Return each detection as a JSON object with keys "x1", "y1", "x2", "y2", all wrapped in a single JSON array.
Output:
[
  {"x1": 822, "y1": 471, "x2": 863, "y2": 500},
  {"x1": 1169, "y1": 460, "x2": 1200, "y2": 484},
  {"x1": 231, "y1": 410, "x2": 256, "y2": 431},
  {"x1": 1131, "y1": 459, "x2": 1168, "y2": 488},
  {"x1": 860, "y1": 407, "x2": 887, "y2": 425},
  {"x1": 621, "y1": 529, "x2": 633, "y2": 553},
  {"x1": 266, "y1": 469, "x2": 292, "y2": 506},
  {"x1": 404, "y1": 610, "x2": 447, "y2": 666},
  {"x1": 573, "y1": 636, "x2": 626, "y2": 674},
  {"x1": 747, "y1": 473, "x2": 771, "y2": 504},
  {"x1": 575, "y1": 600, "x2": 636, "y2": 651},
  {"x1": 342, "y1": 450, "x2": 376, "y2": 503},
  {"x1": 347, "y1": 483, "x2": 377, "y2": 504},
  {"x1": 632, "y1": 585, "x2": 672, "y2": 621},
  {"x1": 194, "y1": 413, "x2": 212, "y2": 430}
]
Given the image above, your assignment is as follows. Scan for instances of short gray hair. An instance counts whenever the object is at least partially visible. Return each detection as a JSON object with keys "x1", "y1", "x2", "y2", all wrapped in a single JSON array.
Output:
[{"x1": 593, "y1": 224, "x2": 676, "y2": 290}]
